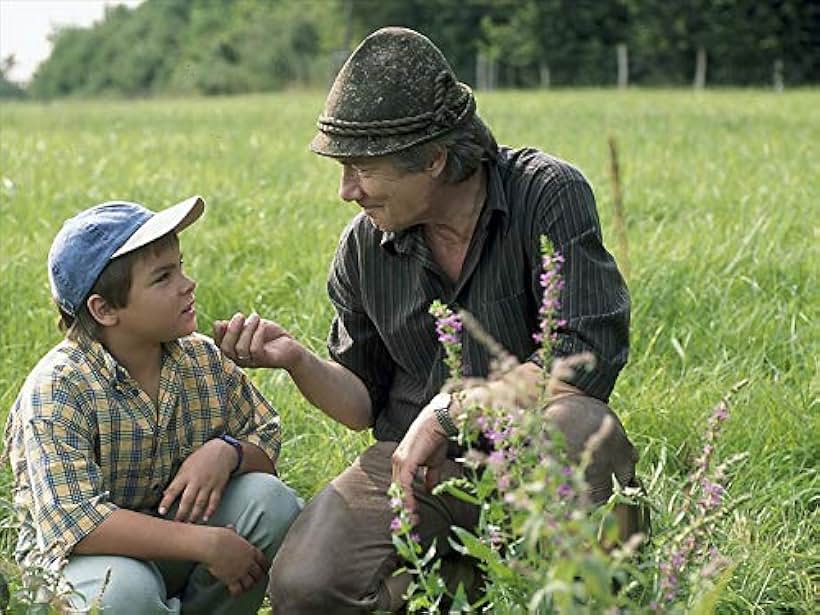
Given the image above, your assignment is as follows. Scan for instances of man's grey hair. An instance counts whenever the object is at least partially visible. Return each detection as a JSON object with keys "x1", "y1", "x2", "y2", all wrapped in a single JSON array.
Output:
[{"x1": 391, "y1": 114, "x2": 498, "y2": 184}]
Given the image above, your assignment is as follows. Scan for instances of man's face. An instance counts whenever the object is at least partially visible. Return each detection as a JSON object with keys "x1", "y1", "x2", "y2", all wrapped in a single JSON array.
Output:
[{"x1": 337, "y1": 156, "x2": 436, "y2": 232}]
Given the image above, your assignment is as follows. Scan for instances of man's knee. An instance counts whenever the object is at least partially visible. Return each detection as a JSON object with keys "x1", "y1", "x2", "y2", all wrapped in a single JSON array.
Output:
[
  {"x1": 546, "y1": 395, "x2": 638, "y2": 504},
  {"x1": 270, "y1": 547, "x2": 360, "y2": 611},
  {"x1": 65, "y1": 555, "x2": 174, "y2": 614},
  {"x1": 268, "y1": 490, "x2": 343, "y2": 609},
  {"x1": 268, "y1": 477, "x2": 397, "y2": 613}
]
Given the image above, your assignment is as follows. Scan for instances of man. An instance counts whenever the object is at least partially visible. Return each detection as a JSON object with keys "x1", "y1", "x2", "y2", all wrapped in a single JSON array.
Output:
[{"x1": 215, "y1": 27, "x2": 638, "y2": 613}]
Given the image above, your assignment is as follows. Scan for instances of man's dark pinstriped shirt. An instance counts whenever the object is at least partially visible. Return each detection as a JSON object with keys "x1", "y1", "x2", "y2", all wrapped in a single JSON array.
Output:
[{"x1": 327, "y1": 146, "x2": 630, "y2": 443}]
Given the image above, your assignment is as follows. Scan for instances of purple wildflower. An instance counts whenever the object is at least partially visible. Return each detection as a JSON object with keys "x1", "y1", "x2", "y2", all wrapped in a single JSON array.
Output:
[
  {"x1": 711, "y1": 400, "x2": 729, "y2": 422},
  {"x1": 434, "y1": 312, "x2": 463, "y2": 345},
  {"x1": 429, "y1": 300, "x2": 463, "y2": 380},
  {"x1": 390, "y1": 516, "x2": 401, "y2": 532},
  {"x1": 487, "y1": 450, "x2": 506, "y2": 467},
  {"x1": 699, "y1": 479, "x2": 725, "y2": 510},
  {"x1": 556, "y1": 483, "x2": 573, "y2": 499},
  {"x1": 534, "y1": 239, "x2": 565, "y2": 358}
]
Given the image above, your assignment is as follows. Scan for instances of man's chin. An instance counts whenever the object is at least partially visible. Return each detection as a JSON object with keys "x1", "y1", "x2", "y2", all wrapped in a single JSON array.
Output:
[{"x1": 365, "y1": 213, "x2": 393, "y2": 232}]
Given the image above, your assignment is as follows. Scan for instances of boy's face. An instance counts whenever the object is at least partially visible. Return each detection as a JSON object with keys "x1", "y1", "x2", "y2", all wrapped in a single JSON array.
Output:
[{"x1": 114, "y1": 240, "x2": 197, "y2": 343}]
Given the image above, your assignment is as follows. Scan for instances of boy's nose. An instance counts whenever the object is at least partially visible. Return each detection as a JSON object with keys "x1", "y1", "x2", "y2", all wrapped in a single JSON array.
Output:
[{"x1": 182, "y1": 274, "x2": 196, "y2": 293}]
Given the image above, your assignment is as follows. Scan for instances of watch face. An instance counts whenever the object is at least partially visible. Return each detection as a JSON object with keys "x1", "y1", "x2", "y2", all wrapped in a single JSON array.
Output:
[{"x1": 432, "y1": 392, "x2": 452, "y2": 409}]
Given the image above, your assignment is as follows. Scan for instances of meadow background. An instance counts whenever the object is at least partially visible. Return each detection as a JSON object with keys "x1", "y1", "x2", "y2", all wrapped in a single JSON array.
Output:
[{"x1": 0, "y1": 89, "x2": 817, "y2": 611}]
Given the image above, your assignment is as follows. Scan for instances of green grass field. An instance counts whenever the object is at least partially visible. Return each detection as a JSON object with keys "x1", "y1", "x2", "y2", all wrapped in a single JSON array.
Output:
[{"x1": 1, "y1": 89, "x2": 817, "y2": 611}]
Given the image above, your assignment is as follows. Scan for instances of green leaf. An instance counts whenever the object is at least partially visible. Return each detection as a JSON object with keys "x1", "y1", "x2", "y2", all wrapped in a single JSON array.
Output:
[
  {"x1": 451, "y1": 526, "x2": 515, "y2": 582},
  {"x1": 434, "y1": 482, "x2": 481, "y2": 506},
  {"x1": 578, "y1": 555, "x2": 612, "y2": 601},
  {"x1": 689, "y1": 563, "x2": 737, "y2": 615},
  {"x1": 450, "y1": 583, "x2": 471, "y2": 612}
]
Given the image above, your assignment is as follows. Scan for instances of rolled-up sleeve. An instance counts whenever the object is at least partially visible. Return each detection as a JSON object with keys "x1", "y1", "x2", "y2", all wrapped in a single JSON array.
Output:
[
  {"x1": 529, "y1": 178, "x2": 630, "y2": 401},
  {"x1": 24, "y1": 380, "x2": 117, "y2": 560},
  {"x1": 222, "y1": 360, "x2": 282, "y2": 465}
]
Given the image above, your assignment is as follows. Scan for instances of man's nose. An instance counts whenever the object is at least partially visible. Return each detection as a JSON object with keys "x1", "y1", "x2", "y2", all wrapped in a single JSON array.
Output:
[{"x1": 339, "y1": 167, "x2": 363, "y2": 202}]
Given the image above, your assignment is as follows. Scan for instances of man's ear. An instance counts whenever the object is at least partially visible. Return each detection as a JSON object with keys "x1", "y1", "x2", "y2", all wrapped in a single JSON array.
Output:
[
  {"x1": 86, "y1": 294, "x2": 119, "y2": 328},
  {"x1": 428, "y1": 146, "x2": 448, "y2": 179}
]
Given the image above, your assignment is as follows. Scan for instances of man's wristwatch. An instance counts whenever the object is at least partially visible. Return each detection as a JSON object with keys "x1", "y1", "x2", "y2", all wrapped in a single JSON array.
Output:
[
  {"x1": 429, "y1": 392, "x2": 459, "y2": 438},
  {"x1": 218, "y1": 434, "x2": 243, "y2": 475}
]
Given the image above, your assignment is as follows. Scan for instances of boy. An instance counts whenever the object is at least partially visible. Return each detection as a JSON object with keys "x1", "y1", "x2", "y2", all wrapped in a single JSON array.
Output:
[{"x1": 3, "y1": 196, "x2": 301, "y2": 614}]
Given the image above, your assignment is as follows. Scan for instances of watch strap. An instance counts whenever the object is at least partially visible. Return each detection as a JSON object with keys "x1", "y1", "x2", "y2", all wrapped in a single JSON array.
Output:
[
  {"x1": 218, "y1": 434, "x2": 243, "y2": 475},
  {"x1": 430, "y1": 392, "x2": 459, "y2": 437}
]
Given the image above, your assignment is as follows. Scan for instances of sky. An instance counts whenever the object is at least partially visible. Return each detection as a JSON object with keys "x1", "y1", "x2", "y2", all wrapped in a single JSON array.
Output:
[{"x1": 0, "y1": 0, "x2": 143, "y2": 83}]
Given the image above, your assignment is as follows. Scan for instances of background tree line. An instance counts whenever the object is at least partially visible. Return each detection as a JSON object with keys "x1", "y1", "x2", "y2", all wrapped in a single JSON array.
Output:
[{"x1": 3, "y1": 0, "x2": 818, "y2": 99}]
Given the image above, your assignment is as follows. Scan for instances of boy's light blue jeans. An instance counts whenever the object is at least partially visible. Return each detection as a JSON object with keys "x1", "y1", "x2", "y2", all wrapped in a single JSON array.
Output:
[{"x1": 63, "y1": 473, "x2": 301, "y2": 614}]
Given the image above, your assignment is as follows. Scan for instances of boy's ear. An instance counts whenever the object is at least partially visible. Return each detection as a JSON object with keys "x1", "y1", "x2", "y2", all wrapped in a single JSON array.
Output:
[{"x1": 86, "y1": 294, "x2": 119, "y2": 328}]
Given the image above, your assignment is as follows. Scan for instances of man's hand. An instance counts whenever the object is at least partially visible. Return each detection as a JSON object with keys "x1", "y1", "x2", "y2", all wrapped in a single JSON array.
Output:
[
  {"x1": 158, "y1": 439, "x2": 235, "y2": 523},
  {"x1": 213, "y1": 312, "x2": 304, "y2": 370},
  {"x1": 203, "y1": 526, "x2": 270, "y2": 596},
  {"x1": 391, "y1": 402, "x2": 451, "y2": 524}
]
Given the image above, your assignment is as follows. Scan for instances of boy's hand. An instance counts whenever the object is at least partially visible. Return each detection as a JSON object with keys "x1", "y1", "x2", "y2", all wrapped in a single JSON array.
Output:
[
  {"x1": 158, "y1": 439, "x2": 235, "y2": 523},
  {"x1": 213, "y1": 312, "x2": 305, "y2": 371},
  {"x1": 204, "y1": 526, "x2": 269, "y2": 596}
]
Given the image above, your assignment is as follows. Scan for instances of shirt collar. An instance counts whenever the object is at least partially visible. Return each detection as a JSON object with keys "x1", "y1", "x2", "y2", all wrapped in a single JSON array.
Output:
[
  {"x1": 380, "y1": 225, "x2": 420, "y2": 255},
  {"x1": 484, "y1": 157, "x2": 511, "y2": 234},
  {"x1": 379, "y1": 159, "x2": 510, "y2": 254},
  {"x1": 72, "y1": 332, "x2": 184, "y2": 388}
]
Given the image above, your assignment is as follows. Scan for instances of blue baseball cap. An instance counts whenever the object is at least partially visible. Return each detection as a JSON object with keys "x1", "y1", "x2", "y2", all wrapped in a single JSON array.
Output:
[{"x1": 48, "y1": 196, "x2": 205, "y2": 316}]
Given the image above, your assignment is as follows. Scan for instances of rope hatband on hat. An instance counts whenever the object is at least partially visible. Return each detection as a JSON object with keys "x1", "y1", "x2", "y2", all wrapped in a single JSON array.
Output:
[{"x1": 318, "y1": 71, "x2": 475, "y2": 137}]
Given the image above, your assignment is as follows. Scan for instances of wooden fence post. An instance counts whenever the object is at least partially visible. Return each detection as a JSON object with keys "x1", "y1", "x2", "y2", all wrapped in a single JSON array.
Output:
[
  {"x1": 617, "y1": 43, "x2": 628, "y2": 89},
  {"x1": 694, "y1": 45, "x2": 707, "y2": 90},
  {"x1": 608, "y1": 136, "x2": 630, "y2": 280}
]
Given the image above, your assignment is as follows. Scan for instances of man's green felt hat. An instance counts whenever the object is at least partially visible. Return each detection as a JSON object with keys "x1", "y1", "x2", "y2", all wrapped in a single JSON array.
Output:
[{"x1": 310, "y1": 27, "x2": 476, "y2": 159}]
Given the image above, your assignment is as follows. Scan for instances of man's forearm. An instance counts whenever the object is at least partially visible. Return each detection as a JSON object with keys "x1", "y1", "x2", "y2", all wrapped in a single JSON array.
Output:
[
  {"x1": 287, "y1": 349, "x2": 372, "y2": 430},
  {"x1": 453, "y1": 361, "x2": 585, "y2": 426},
  {"x1": 73, "y1": 508, "x2": 215, "y2": 562}
]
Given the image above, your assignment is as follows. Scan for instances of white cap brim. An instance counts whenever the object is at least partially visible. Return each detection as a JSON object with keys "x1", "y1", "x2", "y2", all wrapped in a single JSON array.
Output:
[{"x1": 111, "y1": 195, "x2": 205, "y2": 259}]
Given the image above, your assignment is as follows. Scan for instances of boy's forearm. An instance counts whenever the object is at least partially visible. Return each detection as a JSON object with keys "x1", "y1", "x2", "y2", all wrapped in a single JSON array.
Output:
[
  {"x1": 73, "y1": 508, "x2": 214, "y2": 562},
  {"x1": 236, "y1": 440, "x2": 276, "y2": 475}
]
